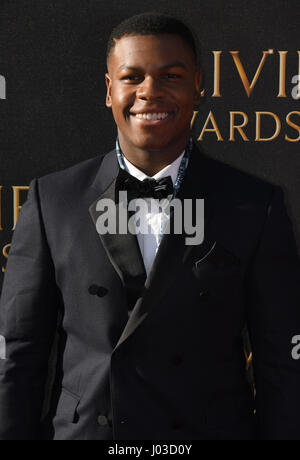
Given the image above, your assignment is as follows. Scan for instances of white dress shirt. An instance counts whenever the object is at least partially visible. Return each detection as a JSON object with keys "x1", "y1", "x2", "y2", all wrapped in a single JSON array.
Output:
[{"x1": 123, "y1": 152, "x2": 185, "y2": 276}]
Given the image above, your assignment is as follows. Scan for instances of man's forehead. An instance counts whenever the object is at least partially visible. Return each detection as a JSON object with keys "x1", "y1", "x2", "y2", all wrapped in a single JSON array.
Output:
[
  {"x1": 117, "y1": 61, "x2": 188, "y2": 72},
  {"x1": 108, "y1": 34, "x2": 196, "y2": 68}
]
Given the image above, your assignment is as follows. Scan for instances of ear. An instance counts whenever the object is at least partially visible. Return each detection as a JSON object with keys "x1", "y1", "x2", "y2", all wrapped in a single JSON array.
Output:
[
  {"x1": 105, "y1": 73, "x2": 112, "y2": 108},
  {"x1": 193, "y1": 70, "x2": 202, "y2": 105}
]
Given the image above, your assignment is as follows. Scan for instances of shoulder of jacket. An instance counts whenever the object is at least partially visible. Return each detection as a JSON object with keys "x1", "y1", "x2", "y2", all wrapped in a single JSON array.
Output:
[
  {"x1": 35, "y1": 150, "x2": 114, "y2": 197},
  {"x1": 195, "y1": 146, "x2": 276, "y2": 203}
]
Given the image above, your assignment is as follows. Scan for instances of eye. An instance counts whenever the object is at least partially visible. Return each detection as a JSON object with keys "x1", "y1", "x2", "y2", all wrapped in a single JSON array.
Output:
[
  {"x1": 121, "y1": 75, "x2": 142, "y2": 82},
  {"x1": 164, "y1": 73, "x2": 180, "y2": 79}
]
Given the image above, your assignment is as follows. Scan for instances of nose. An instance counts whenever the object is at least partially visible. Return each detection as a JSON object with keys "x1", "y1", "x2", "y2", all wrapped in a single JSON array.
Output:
[{"x1": 136, "y1": 76, "x2": 163, "y2": 101}]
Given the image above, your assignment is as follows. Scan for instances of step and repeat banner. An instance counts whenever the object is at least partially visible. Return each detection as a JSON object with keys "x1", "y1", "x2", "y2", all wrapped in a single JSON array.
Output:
[{"x1": 0, "y1": 0, "x2": 300, "y2": 290}]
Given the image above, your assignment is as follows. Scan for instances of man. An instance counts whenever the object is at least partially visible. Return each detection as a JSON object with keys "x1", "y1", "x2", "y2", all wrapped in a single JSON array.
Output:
[{"x1": 0, "y1": 12, "x2": 300, "y2": 441}]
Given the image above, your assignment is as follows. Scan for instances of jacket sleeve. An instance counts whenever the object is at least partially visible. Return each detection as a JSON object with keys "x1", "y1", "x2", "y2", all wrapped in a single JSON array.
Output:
[
  {"x1": 245, "y1": 185, "x2": 300, "y2": 440},
  {"x1": 0, "y1": 178, "x2": 59, "y2": 440}
]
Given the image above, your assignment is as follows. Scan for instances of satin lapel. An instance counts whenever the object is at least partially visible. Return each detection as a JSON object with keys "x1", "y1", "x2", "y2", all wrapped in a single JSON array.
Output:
[
  {"x1": 115, "y1": 143, "x2": 216, "y2": 349},
  {"x1": 89, "y1": 150, "x2": 147, "y2": 289}
]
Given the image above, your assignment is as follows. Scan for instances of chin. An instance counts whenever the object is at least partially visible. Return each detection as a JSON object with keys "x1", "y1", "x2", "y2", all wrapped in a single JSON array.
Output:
[
  {"x1": 138, "y1": 143, "x2": 167, "y2": 151},
  {"x1": 132, "y1": 136, "x2": 172, "y2": 151}
]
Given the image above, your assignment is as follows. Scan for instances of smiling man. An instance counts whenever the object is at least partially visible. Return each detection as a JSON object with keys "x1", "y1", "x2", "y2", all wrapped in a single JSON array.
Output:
[
  {"x1": 0, "y1": 12, "x2": 300, "y2": 441},
  {"x1": 105, "y1": 31, "x2": 201, "y2": 174}
]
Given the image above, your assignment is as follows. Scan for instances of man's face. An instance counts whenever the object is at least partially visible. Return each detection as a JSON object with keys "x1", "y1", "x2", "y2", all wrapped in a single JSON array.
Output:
[{"x1": 106, "y1": 34, "x2": 202, "y2": 152}]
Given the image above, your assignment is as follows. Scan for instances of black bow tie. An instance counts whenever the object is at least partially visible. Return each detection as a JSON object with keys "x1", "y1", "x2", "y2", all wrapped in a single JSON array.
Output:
[{"x1": 116, "y1": 168, "x2": 174, "y2": 201}]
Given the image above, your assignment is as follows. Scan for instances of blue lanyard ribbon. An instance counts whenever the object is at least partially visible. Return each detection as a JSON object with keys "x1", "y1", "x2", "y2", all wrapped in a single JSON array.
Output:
[
  {"x1": 115, "y1": 137, "x2": 193, "y2": 244},
  {"x1": 116, "y1": 137, "x2": 193, "y2": 200}
]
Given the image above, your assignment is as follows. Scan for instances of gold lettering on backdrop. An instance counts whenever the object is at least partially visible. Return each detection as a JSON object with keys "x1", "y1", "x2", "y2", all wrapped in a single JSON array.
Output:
[
  {"x1": 286, "y1": 111, "x2": 300, "y2": 142},
  {"x1": 1, "y1": 186, "x2": 28, "y2": 272},
  {"x1": 230, "y1": 50, "x2": 274, "y2": 98},
  {"x1": 193, "y1": 111, "x2": 299, "y2": 142},
  {"x1": 198, "y1": 111, "x2": 224, "y2": 141},
  {"x1": 277, "y1": 51, "x2": 288, "y2": 98},
  {"x1": 12, "y1": 186, "x2": 29, "y2": 230},
  {"x1": 2, "y1": 244, "x2": 10, "y2": 273},
  {"x1": 230, "y1": 112, "x2": 249, "y2": 141},
  {"x1": 197, "y1": 50, "x2": 300, "y2": 98},
  {"x1": 212, "y1": 51, "x2": 222, "y2": 98},
  {"x1": 0, "y1": 186, "x2": 2, "y2": 231},
  {"x1": 255, "y1": 112, "x2": 281, "y2": 142}
]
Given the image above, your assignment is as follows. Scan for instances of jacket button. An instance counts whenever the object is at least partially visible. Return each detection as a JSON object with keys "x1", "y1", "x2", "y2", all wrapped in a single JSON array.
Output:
[
  {"x1": 97, "y1": 415, "x2": 109, "y2": 426},
  {"x1": 89, "y1": 285, "x2": 108, "y2": 297}
]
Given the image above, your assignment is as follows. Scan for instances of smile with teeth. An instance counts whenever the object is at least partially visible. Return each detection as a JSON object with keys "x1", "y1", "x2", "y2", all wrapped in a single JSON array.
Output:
[{"x1": 133, "y1": 112, "x2": 170, "y2": 120}]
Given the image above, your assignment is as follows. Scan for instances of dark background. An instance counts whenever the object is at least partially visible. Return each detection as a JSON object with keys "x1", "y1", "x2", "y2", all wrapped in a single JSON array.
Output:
[{"x1": 0, "y1": 0, "x2": 300, "y2": 290}]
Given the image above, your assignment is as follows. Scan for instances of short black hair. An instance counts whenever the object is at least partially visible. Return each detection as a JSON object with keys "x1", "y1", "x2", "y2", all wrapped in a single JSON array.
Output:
[{"x1": 107, "y1": 12, "x2": 199, "y2": 66}]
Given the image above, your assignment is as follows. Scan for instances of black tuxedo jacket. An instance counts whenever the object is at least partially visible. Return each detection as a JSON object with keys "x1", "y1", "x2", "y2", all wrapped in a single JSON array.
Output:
[{"x1": 0, "y1": 142, "x2": 300, "y2": 440}]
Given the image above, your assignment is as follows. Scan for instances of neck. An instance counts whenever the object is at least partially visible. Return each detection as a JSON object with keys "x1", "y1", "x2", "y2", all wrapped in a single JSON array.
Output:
[{"x1": 118, "y1": 135, "x2": 190, "y2": 177}]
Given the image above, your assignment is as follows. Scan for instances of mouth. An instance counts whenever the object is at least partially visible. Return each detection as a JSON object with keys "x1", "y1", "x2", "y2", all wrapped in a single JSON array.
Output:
[{"x1": 129, "y1": 111, "x2": 173, "y2": 125}]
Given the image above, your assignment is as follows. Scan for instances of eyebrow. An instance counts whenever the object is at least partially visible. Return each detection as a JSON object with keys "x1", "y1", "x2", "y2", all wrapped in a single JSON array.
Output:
[{"x1": 118, "y1": 61, "x2": 188, "y2": 72}]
